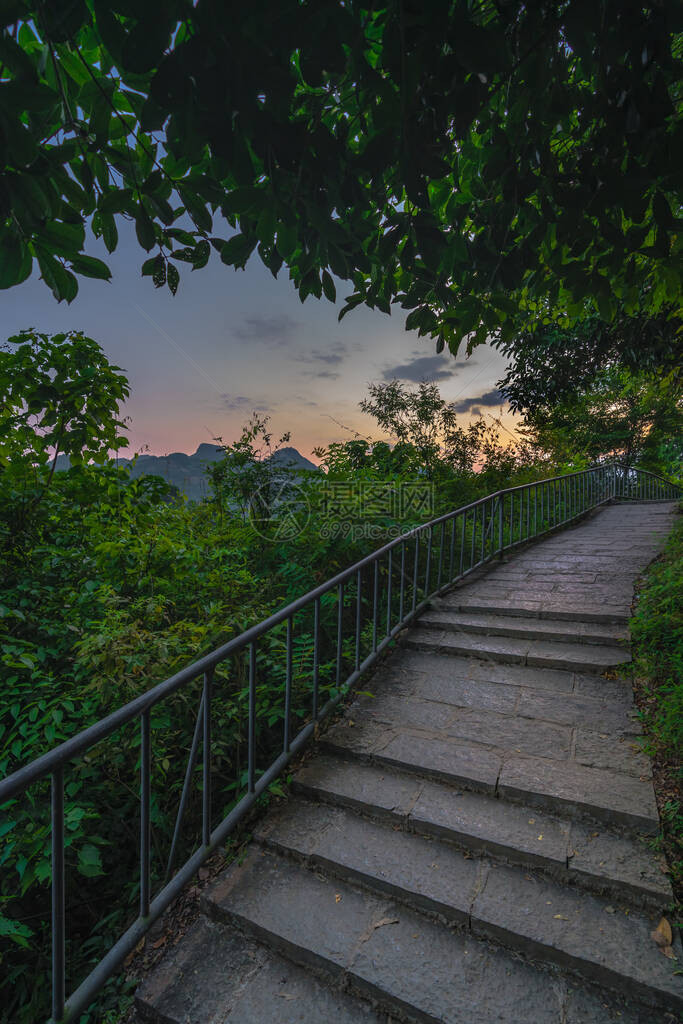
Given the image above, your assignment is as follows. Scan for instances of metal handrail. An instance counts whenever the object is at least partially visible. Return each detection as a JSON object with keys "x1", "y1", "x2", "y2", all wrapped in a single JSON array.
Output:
[{"x1": 1, "y1": 461, "x2": 680, "y2": 1023}]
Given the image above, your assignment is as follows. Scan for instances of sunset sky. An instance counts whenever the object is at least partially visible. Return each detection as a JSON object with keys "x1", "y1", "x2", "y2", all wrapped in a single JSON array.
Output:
[{"x1": 1, "y1": 220, "x2": 516, "y2": 462}]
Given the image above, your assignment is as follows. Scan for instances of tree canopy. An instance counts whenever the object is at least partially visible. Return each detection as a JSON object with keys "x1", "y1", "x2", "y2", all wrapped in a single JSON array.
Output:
[{"x1": 1, "y1": 1, "x2": 681, "y2": 356}]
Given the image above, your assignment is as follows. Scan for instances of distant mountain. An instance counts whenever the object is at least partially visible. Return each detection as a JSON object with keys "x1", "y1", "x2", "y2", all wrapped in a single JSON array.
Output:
[{"x1": 54, "y1": 444, "x2": 318, "y2": 501}]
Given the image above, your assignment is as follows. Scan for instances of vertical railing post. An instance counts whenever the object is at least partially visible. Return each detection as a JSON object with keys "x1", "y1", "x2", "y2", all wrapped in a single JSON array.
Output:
[
  {"x1": 449, "y1": 515, "x2": 456, "y2": 580},
  {"x1": 51, "y1": 766, "x2": 65, "y2": 1024},
  {"x1": 336, "y1": 584, "x2": 344, "y2": 687},
  {"x1": 436, "y1": 521, "x2": 445, "y2": 590},
  {"x1": 312, "y1": 599, "x2": 320, "y2": 720},
  {"x1": 386, "y1": 549, "x2": 393, "y2": 636},
  {"x1": 248, "y1": 643, "x2": 257, "y2": 791},
  {"x1": 399, "y1": 541, "x2": 406, "y2": 623},
  {"x1": 355, "y1": 569, "x2": 362, "y2": 670},
  {"x1": 498, "y1": 494, "x2": 504, "y2": 556},
  {"x1": 411, "y1": 533, "x2": 419, "y2": 613},
  {"x1": 284, "y1": 617, "x2": 293, "y2": 752},
  {"x1": 372, "y1": 559, "x2": 379, "y2": 652},
  {"x1": 424, "y1": 526, "x2": 433, "y2": 596},
  {"x1": 202, "y1": 669, "x2": 212, "y2": 846},
  {"x1": 140, "y1": 710, "x2": 151, "y2": 917}
]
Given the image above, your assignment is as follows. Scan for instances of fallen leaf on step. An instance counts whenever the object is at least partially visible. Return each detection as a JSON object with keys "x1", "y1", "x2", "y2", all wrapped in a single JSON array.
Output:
[
  {"x1": 152, "y1": 936, "x2": 167, "y2": 949},
  {"x1": 277, "y1": 992, "x2": 298, "y2": 1000},
  {"x1": 553, "y1": 914, "x2": 569, "y2": 920},
  {"x1": 335, "y1": 894, "x2": 342, "y2": 903},
  {"x1": 604, "y1": 906, "x2": 616, "y2": 914},
  {"x1": 651, "y1": 917, "x2": 673, "y2": 948}
]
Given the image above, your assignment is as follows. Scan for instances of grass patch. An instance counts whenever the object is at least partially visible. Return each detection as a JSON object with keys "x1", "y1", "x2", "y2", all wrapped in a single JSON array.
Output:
[{"x1": 630, "y1": 508, "x2": 683, "y2": 909}]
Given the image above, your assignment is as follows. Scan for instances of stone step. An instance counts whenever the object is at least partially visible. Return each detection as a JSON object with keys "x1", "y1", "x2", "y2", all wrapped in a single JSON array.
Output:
[
  {"x1": 322, "y1": 721, "x2": 660, "y2": 833},
  {"x1": 205, "y1": 846, "x2": 680, "y2": 1022},
  {"x1": 436, "y1": 596, "x2": 632, "y2": 625},
  {"x1": 420, "y1": 609, "x2": 630, "y2": 647},
  {"x1": 254, "y1": 800, "x2": 682, "y2": 1014},
  {"x1": 135, "y1": 916, "x2": 385, "y2": 1024},
  {"x1": 407, "y1": 628, "x2": 631, "y2": 673},
  {"x1": 370, "y1": 650, "x2": 640, "y2": 732},
  {"x1": 292, "y1": 754, "x2": 671, "y2": 911}
]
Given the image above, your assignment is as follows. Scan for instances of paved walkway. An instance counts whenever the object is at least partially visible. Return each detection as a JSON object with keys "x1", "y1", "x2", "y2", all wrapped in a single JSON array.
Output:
[{"x1": 137, "y1": 503, "x2": 681, "y2": 1024}]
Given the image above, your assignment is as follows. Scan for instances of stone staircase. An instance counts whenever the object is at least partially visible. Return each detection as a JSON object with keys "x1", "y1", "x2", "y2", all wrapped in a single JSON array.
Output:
[{"x1": 136, "y1": 504, "x2": 681, "y2": 1023}]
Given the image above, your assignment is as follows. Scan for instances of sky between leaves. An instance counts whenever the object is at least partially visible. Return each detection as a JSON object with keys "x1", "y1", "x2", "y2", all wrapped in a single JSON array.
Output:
[{"x1": 0, "y1": 219, "x2": 513, "y2": 461}]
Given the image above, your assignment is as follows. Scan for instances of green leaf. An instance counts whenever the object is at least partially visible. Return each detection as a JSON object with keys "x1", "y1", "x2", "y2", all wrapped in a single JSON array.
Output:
[
  {"x1": 167, "y1": 263, "x2": 179, "y2": 295},
  {"x1": 321, "y1": 270, "x2": 336, "y2": 302},
  {"x1": 77, "y1": 843, "x2": 104, "y2": 878},
  {"x1": 36, "y1": 250, "x2": 78, "y2": 302},
  {"x1": 68, "y1": 254, "x2": 112, "y2": 281},
  {"x1": 217, "y1": 233, "x2": 257, "y2": 268},
  {"x1": 177, "y1": 184, "x2": 212, "y2": 233},
  {"x1": 0, "y1": 233, "x2": 32, "y2": 289},
  {"x1": 135, "y1": 212, "x2": 156, "y2": 251},
  {"x1": 39, "y1": 220, "x2": 86, "y2": 253}
]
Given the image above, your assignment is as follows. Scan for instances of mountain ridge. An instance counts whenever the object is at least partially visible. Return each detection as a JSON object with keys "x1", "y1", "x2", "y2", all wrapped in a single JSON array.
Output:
[{"x1": 54, "y1": 444, "x2": 317, "y2": 500}]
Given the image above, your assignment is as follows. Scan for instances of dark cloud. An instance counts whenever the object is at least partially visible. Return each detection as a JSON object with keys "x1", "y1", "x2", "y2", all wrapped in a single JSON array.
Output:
[
  {"x1": 308, "y1": 348, "x2": 345, "y2": 365},
  {"x1": 220, "y1": 393, "x2": 251, "y2": 410},
  {"x1": 303, "y1": 369, "x2": 341, "y2": 380},
  {"x1": 232, "y1": 314, "x2": 299, "y2": 344},
  {"x1": 452, "y1": 389, "x2": 505, "y2": 414},
  {"x1": 382, "y1": 353, "x2": 474, "y2": 382},
  {"x1": 295, "y1": 344, "x2": 348, "y2": 366}
]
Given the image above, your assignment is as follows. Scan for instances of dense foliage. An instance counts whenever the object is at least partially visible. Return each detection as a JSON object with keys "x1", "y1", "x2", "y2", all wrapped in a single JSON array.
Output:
[
  {"x1": 1, "y1": 2, "x2": 681, "y2": 356},
  {"x1": 630, "y1": 512, "x2": 683, "y2": 902},
  {"x1": 497, "y1": 312, "x2": 682, "y2": 413},
  {"x1": 515, "y1": 366, "x2": 683, "y2": 471}
]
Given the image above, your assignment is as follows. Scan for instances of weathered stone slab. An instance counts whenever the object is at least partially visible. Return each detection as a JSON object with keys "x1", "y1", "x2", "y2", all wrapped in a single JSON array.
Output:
[
  {"x1": 348, "y1": 692, "x2": 459, "y2": 734},
  {"x1": 293, "y1": 754, "x2": 421, "y2": 821},
  {"x1": 409, "y1": 629, "x2": 530, "y2": 662},
  {"x1": 135, "y1": 916, "x2": 382, "y2": 1024},
  {"x1": 398, "y1": 671, "x2": 521, "y2": 714},
  {"x1": 377, "y1": 731, "x2": 502, "y2": 792},
  {"x1": 322, "y1": 718, "x2": 396, "y2": 757},
  {"x1": 471, "y1": 864, "x2": 683, "y2": 1012},
  {"x1": 393, "y1": 649, "x2": 575, "y2": 694},
  {"x1": 260, "y1": 800, "x2": 482, "y2": 924},
  {"x1": 574, "y1": 731, "x2": 652, "y2": 778},
  {"x1": 410, "y1": 780, "x2": 570, "y2": 870},
  {"x1": 420, "y1": 610, "x2": 627, "y2": 645},
  {"x1": 568, "y1": 822, "x2": 672, "y2": 910},
  {"x1": 525, "y1": 639, "x2": 630, "y2": 673},
  {"x1": 452, "y1": 656, "x2": 576, "y2": 693},
  {"x1": 444, "y1": 707, "x2": 572, "y2": 760},
  {"x1": 498, "y1": 755, "x2": 659, "y2": 832},
  {"x1": 441, "y1": 596, "x2": 544, "y2": 617},
  {"x1": 135, "y1": 917, "x2": 267, "y2": 1024},
  {"x1": 350, "y1": 904, "x2": 567, "y2": 1024},
  {"x1": 516, "y1": 689, "x2": 636, "y2": 733},
  {"x1": 226, "y1": 956, "x2": 382, "y2": 1023},
  {"x1": 563, "y1": 985, "x2": 665, "y2": 1024},
  {"x1": 205, "y1": 848, "x2": 376, "y2": 974},
  {"x1": 573, "y1": 673, "x2": 637, "y2": 705}
]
